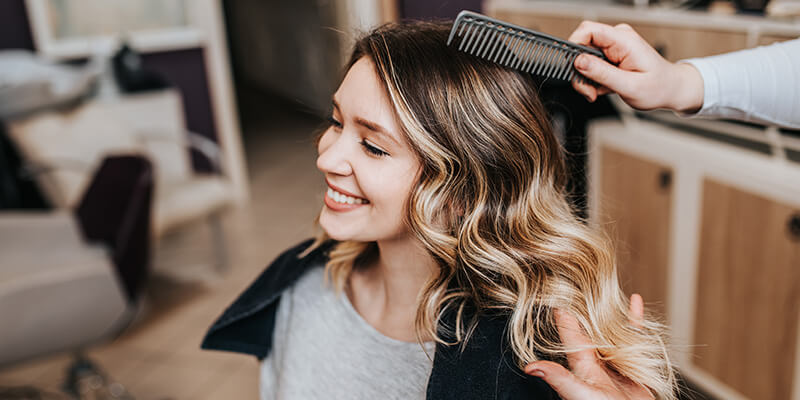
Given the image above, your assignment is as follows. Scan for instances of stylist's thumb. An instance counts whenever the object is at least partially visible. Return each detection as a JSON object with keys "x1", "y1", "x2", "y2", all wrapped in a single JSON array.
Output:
[
  {"x1": 574, "y1": 54, "x2": 629, "y2": 94},
  {"x1": 525, "y1": 361, "x2": 595, "y2": 399}
]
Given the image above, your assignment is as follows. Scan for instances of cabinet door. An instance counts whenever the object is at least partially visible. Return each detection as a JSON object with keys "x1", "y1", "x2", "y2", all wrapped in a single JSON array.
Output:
[
  {"x1": 693, "y1": 179, "x2": 800, "y2": 400},
  {"x1": 490, "y1": 10, "x2": 583, "y2": 40},
  {"x1": 757, "y1": 33, "x2": 798, "y2": 46},
  {"x1": 598, "y1": 147, "x2": 673, "y2": 316},
  {"x1": 598, "y1": 20, "x2": 748, "y2": 61}
]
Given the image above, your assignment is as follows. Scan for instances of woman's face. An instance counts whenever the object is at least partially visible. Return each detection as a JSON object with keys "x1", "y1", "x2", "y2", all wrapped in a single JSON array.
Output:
[{"x1": 316, "y1": 57, "x2": 421, "y2": 242}]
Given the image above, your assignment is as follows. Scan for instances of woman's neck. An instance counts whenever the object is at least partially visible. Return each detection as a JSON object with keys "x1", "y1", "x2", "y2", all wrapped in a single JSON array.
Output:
[{"x1": 347, "y1": 235, "x2": 436, "y2": 342}]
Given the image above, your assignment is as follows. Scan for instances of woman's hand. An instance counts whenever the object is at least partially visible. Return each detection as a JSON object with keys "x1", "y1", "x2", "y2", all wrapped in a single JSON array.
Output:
[
  {"x1": 524, "y1": 294, "x2": 654, "y2": 399},
  {"x1": 568, "y1": 21, "x2": 703, "y2": 113}
]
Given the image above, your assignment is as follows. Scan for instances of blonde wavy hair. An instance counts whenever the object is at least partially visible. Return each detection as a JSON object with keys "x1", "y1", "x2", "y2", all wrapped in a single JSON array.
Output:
[{"x1": 307, "y1": 21, "x2": 676, "y2": 399}]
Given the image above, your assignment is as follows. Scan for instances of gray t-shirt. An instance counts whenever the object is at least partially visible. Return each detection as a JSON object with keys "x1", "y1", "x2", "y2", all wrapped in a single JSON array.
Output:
[{"x1": 260, "y1": 267, "x2": 436, "y2": 400}]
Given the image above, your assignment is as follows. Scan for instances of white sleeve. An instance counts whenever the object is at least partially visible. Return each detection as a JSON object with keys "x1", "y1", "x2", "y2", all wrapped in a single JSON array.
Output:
[
  {"x1": 680, "y1": 38, "x2": 800, "y2": 129},
  {"x1": 260, "y1": 353, "x2": 277, "y2": 400}
]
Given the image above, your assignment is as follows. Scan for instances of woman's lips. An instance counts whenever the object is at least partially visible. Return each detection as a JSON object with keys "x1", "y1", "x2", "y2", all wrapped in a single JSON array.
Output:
[
  {"x1": 326, "y1": 180, "x2": 367, "y2": 200},
  {"x1": 324, "y1": 189, "x2": 368, "y2": 211},
  {"x1": 324, "y1": 182, "x2": 369, "y2": 212}
]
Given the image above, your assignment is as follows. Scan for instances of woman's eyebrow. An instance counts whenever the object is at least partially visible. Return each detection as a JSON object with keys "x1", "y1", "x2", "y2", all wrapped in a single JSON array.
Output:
[
  {"x1": 354, "y1": 117, "x2": 399, "y2": 147},
  {"x1": 331, "y1": 98, "x2": 400, "y2": 147}
]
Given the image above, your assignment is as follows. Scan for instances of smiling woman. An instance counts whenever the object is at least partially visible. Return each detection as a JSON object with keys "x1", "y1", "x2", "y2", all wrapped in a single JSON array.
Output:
[
  {"x1": 316, "y1": 57, "x2": 422, "y2": 246},
  {"x1": 202, "y1": 21, "x2": 677, "y2": 400}
]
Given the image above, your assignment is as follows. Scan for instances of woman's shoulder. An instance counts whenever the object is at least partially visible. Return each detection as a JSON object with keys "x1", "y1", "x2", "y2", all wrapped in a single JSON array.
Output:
[
  {"x1": 254, "y1": 238, "x2": 338, "y2": 281},
  {"x1": 200, "y1": 238, "x2": 336, "y2": 358},
  {"x1": 271, "y1": 238, "x2": 334, "y2": 267},
  {"x1": 227, "y1": 238, "x2": 336, "y2": 310}
]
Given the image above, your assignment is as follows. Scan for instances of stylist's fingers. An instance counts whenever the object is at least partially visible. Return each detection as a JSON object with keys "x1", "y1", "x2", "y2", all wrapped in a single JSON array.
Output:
[
  {"x1": 571, "y1": 76, "x2": 597, "y2": 102},
  {"x1": 568, "y1": 20, "x2": 625, "y2": 50},
  {"x1": 629, "y1": 293, "x2": 644, "y2": 327},
  {"x1": 554, "y1": 310, "x2": 611, "y2": 382},
  {"x1": 571, "y1": 77, "x2": 611, "y2": 103},
  {"x1": 574, "y1": 53, "x2": 632, "y2": 96},
  {"x1": 524, "y1": 361, "x2": 597, "y2": 399}
]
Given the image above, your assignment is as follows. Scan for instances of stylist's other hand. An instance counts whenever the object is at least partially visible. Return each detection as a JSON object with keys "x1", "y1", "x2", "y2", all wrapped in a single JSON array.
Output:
[
  {"x1": 524, "y1": 293, "x2": 653, "y2": 399},
  {"x1": 568, "y1": 21, "x2": 703, "y2": 113}
]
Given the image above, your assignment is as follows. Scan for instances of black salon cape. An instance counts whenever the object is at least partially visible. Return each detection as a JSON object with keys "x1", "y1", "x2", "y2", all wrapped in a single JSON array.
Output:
[{"x1": 201, "y1": 239, "x2": 559, "y2": 399}]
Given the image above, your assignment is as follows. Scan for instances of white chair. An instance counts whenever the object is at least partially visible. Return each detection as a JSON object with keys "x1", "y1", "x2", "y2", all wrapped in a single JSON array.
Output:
[
  {"x1": 5, "y1": 89, "x2": 232, "y2": 269},
  {"x1": 0, "y1": 155, "x2": 153, "y2": 367},
  {"x1": 0, "y1": 213, "x2": 129, "y2": 365}
]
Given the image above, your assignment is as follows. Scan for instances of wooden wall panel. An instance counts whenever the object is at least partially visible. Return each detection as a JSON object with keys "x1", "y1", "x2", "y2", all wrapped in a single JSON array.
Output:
[
  {"x1": 694, "y1": 179, "x2": 800, "y2": 400},
  {"x1": 598, "y1": 147, "x2": 672, "y2": 316}
]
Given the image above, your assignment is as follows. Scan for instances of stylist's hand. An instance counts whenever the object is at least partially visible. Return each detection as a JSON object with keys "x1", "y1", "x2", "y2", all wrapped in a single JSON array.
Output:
[
  {"x1": 568, "y1": 21, "x2": 703, "y2": 113},
  {"x1": 524, "y1": 293, "x2": 654, "y2": 399}
]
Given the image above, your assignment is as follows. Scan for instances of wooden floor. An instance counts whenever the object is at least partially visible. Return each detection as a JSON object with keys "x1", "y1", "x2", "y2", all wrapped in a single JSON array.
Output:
[{"x1": 0, "y1": 93, "x2": 326, "y2": 399}]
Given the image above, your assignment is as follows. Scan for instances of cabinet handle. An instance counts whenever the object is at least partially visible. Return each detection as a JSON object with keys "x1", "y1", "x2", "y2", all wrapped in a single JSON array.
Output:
[
  {"x1": 789, "y1": 213, "x2": 800, "y2": 241},
  {"x1": 658, "y1": 170, "x2": 672, "y2": 191}
]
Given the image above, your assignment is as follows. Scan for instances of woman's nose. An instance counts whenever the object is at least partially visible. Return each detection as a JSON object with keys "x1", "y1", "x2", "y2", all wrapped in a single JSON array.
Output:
[{"x1": 316, "y1": 131, "x2": 353, "y2": 176}]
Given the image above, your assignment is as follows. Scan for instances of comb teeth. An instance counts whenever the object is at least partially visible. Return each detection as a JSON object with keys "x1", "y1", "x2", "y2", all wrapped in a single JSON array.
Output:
[{"x1": 448, "y1": 11, "x2": 606, "y2": 84}]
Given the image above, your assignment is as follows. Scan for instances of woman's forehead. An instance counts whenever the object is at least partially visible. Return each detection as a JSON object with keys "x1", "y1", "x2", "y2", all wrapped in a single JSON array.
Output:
[{"x1": 334, "y1": 58, "x2": 402, "y2": 140}]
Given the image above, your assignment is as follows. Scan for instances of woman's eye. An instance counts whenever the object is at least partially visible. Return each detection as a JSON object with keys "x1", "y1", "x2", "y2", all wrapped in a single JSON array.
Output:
[
  {"x1": 327, "y1": 116, "x2": 342, "y2": 128},
  {"x1": 360, "y1": 139, "x2": 388, "y2": 157}
]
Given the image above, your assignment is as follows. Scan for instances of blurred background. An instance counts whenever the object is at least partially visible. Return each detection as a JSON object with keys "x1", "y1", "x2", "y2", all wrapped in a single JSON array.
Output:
[{"x1": 0, "y1": 0, "x2": 798, "y2": 399}]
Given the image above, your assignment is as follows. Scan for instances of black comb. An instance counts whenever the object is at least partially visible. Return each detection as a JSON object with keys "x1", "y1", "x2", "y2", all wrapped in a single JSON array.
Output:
[{"x1": 447, "y1": 10, "x2": 608, "y2": 83}]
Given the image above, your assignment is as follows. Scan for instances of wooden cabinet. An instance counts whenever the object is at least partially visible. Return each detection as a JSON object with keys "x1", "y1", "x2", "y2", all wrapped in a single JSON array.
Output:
[
  {"x1": 598, "y1": 147, "x2": 672, "y2": 315},
  {"x1": 694, "y1": 180, "x2": 800, "y2": 400},
  {"x1": 757, "y1": 33, "x2": 800, "y2": 46},
  {"x1": 597, "y1": 21, "x2": 747, "y2": 61},
  {"x1": 486, "y1": 0, "x2": 800, "y2": 61},
  {"x1": 491, "y1": 10, "x2": 582, "y2": 41},
  {"x1": 587, "y1": 116, "x2": 800, "y2": 400}
]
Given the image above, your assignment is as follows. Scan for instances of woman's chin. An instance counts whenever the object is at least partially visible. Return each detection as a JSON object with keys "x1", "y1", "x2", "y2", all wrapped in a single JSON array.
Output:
[
  {"x1": 322, "y1": 229, "x2": 350, "y2": 242},
  {"x1": 319, "y1": 213, "x2": 353, "y2": 241}
]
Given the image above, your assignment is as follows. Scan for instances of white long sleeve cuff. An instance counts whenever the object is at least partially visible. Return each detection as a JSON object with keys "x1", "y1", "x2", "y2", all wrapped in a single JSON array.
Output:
[{"x1": 681, "y1": 38, "x2": 800, "y2": 129}]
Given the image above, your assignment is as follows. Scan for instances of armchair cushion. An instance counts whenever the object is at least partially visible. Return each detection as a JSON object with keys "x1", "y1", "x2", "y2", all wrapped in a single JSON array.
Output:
[
  {"x1": 6, "y1": 90, "x2": 235, "y2": 237},
  {"x1": 6, "y1": 90, "x2": 191, "y2": 208},
  {"x1": 0, "y1": 212, "x2": 128, "y2": 367},
  {"x1": 153, "y1": 176, "x2": 230, "y2": 236}
]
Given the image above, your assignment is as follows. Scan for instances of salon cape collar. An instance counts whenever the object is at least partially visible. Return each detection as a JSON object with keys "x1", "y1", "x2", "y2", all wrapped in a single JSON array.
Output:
[{"x1": 201, "y1": 239, "x2": 557, "y2": 399}]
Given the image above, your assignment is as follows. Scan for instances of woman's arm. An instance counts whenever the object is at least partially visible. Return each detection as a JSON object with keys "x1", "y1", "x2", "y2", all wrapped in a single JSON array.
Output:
[
  {"x1": 568, "y1": 21, "x2": 800, "y2": 129},
  {"x1": 681, "y1": 39, "x2": 800, "y2": 129}
]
